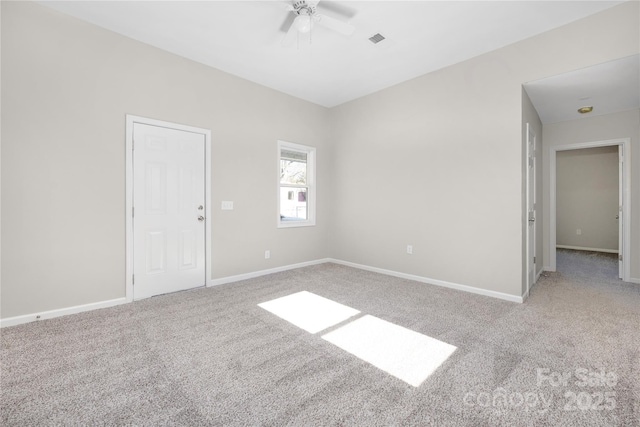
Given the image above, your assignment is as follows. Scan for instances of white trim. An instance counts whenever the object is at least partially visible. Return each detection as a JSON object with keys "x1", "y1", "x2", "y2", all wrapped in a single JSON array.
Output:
[
  {"x1": 556, "y1": 245, "x2": 618, "y2": 254},
  {"x1": 327, "y1": 259, "x2": 524, "y2": 303},
  {"x1": 2, "y1": 257, "x2": 530, "y2": 328},
  {"x1": 208, "y1": 259, "x2": 331, "y2": 287},
  {"x1": 523, "y1": 267, "x2": 545, "y2": 302},
  {"x1": 0, "y1": 298, "x2": 127, "y2": 328},
  {"x1": 525, "y1": 123, "x2": 537, "y2": 295},
  {"x1": 5, "y1": 259, "x2": 633, "y2": 328},
  {"x1": 277, "y1": 140, "x2": 316, "y2": 228},
  {"x1": 549, "y1": 138, "x2": 631, "y2": 282},
  {"x1": 125, "y1": 115, "x2": 212, "y2": 302},
  {"x1": 210, "y1": 258, "x2": 523, "y2": 302}
]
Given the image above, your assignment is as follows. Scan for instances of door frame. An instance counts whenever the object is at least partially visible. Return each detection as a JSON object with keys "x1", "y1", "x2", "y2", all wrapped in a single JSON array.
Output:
[
  {"x1": 125, "y1": 115, "x2": 212, "y2": 302},
  {"x1": 525, "y1": 123, "x2": 537, "y2": 296},
  {"x1": 549, "y1": 138, "x2": 630, "y2": 282}
]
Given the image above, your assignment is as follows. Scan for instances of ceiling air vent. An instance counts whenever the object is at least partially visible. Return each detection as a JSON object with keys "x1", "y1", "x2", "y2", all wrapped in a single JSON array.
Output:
[{"x1": 368, "y1": 33, "x2": 386, "y2": 44}]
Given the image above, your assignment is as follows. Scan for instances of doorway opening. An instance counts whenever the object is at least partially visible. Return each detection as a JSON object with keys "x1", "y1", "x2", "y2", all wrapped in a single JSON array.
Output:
[{"x1": 549, "y1": 138, "x2": 630, "y2": 282}]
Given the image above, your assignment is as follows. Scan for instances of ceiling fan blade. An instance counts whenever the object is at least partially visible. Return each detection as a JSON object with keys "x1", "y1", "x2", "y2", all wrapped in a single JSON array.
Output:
[
  {"x1": 273, "y1": 0, "x2": 294, "y2": 11},
  {"x1": 314, "y1": 14, "x2": 355, "y2": 36},
  {"x1": 281, "y1": 21, "x2": 298, "y2": 47},
  {"x1": 279, "y1": 13, "x2": 295, "y2": 33},
  {"x1": 316, "y1": 1, "x2": 356, "y2": 19}
]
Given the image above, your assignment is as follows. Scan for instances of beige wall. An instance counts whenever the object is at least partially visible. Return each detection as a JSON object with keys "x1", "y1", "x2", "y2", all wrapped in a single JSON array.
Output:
[
  {"x1": 543, "y1": 109, "x2": 640, "y2": 278},
  {"x1": 1, "y1": 1, "x2": 639, "y2": 319},
  {"x1": 329, "y1": 2, "x2": 639, "y2": 297},
  {"x1": 556, "y1": 146, "x2": 619, "y2": 251},
  {"x1": 1, "y1": 2, "x2": 331, "y2": 318}
]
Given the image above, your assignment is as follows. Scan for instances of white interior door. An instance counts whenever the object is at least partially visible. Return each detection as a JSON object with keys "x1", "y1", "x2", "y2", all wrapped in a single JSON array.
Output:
[
  {"x1": 618, "y1": 145, "x2": 623, "y2": 279},
  {"x1": 527, "y1": 124, "x2": 537, "y2": 293},
  {"x1": 133, "y1": 123, "x2": 206, "y2": 299}
]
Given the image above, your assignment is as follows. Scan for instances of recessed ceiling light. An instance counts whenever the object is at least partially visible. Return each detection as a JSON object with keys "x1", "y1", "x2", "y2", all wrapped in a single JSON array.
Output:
[{"x1": 578, "y1": 106, "x2": 593, "y2": 114}]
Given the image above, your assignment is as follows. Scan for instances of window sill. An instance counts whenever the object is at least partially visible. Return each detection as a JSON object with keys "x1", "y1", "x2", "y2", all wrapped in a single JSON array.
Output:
[{"x1": 277, "y1": 220, "x2": 316, "y2": 229}]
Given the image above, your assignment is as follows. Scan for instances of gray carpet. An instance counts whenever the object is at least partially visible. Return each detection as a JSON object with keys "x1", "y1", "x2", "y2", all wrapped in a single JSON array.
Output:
[{"x1": 1, "y1": 251, "x2": 639, "y2": 426}]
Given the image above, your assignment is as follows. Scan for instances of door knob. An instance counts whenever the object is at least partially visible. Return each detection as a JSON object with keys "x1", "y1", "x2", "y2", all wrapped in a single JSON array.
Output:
[
  {"x1": 198, "y1": 205, "x2": 204, "y2": 210},
  {"x1": 198, "y1": 216, "x2": 205, "y2": 222},
  {"x1": 615, "y1": 214, "x2": 619, "y2": 220},
  {"x1": 528, "y1": 217, "x2": 535, "y2": 223}
]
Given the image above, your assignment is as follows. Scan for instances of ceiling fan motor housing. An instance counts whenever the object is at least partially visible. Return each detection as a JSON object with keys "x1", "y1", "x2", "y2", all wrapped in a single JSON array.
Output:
[{"x1": 293, "y1": 1, "x2": 316, "y2": 16}]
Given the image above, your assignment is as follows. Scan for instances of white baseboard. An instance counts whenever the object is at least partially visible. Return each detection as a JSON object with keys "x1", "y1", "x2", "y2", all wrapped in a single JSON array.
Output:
[
  {"x1": 208, "y1": 258, "x2": 332, "y2": 287},
  {"x1": 520, "y1": 268, "x2": 546, "y2": 302},
  {"x1": 209, "y1": 257, "x2": 523, "y2": 303},
  {"x1": 327, "y1": 258, "x2": 523, "y2": 303},
  {"x1": 2, "y1": 256, "x2": 534, "y2": 328},
  {"x1": 556, "y1": 245, "x2": 618, "y2": 254},
  {"x1": 1, "y1": 297, "x2": 128, "y2": 328},
  {"x1": 627, "y1": 277, "x2": 640, "y2": 284}
]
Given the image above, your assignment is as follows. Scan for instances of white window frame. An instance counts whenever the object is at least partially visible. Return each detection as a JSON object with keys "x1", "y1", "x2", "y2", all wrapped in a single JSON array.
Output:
[{"x1": 277, "y1": 140, "x2": 316, "y2": 228}]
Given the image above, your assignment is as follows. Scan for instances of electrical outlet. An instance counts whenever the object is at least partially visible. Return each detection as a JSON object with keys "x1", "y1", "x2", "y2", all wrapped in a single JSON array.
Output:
[
  {"x1": 407, "y1": 245, "x2": 413, "y2": 255},
  {"x1": 221, "y1": 201, "x2": 234, "y2": 210},
  {"x1": 576, "y1": 229, "x2": 582, "y2": 235},
  {"x1": 265, "y1": 250, "x2": 270, "y2": 259}
]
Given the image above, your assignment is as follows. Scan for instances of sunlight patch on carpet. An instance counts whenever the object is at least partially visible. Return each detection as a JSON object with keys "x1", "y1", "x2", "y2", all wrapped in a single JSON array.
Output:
[
  {"x1": 258, "y1": 291, "x2": 360, "y2": 333},
  {"x1": 322, "y1": 315, "x2": 457, "y2": 387}
]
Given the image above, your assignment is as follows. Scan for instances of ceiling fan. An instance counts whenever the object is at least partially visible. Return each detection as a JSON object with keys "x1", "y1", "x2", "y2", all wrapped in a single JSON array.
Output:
[{"x1": 281, "y1": 0, "x2": 356, "y2": 46}]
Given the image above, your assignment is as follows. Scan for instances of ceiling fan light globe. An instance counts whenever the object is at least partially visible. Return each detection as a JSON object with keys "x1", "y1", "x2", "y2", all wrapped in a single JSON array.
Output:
[{"x1": 294, "y1": 15, "x2": 312, "y2": 33}]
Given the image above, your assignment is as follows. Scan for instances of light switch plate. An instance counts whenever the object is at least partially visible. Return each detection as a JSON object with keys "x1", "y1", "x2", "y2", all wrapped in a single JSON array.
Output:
[{"x1": 221, "y1": 201, "x2": 234, "y2": 210}]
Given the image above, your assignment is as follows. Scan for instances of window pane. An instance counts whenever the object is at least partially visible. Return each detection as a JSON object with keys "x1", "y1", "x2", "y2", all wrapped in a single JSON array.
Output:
[
  {"x1": 277, "y1": 141, "x2": 315, "y2": 228},
  {"x1": 280, "y1": 187, "x2": 307, "y2": 221},
  {"x1": 280, "y1": 151, "x2": 307, "y2": 185}
]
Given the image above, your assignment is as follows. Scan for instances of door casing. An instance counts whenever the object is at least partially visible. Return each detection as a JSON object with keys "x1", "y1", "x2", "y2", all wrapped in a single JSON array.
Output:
[
  {"x1": 526, "y1": 123, "x2": 537, "y2": 296},
  {"x1": 549, "y1": 138, "x2": 631, "y2": 282},
  {"x1": 125, "y1": 115, "x2": 212, "y2": 302}
]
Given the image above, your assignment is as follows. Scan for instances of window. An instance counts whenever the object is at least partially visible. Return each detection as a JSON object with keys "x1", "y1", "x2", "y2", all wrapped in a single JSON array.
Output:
[{"x1": 278, "y1": 140, "x2": 316, "y2": 228}]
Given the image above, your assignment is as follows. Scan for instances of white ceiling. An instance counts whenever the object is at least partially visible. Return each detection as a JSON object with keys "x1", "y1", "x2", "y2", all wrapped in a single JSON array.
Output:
[
  {"x1": 40, "y1": 0, "x2": 626, "y2": 108},
  {"x1": 524, "y1": 54, "x2": 640, "y2": 124}
]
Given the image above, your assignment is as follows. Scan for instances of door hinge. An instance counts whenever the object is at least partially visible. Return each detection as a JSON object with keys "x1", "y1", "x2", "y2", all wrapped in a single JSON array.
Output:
[
  {"x1": 132, "y1": 207, "x2": 135, "y2": 217},
  {"x1": 132, "y1": 138, "x2": 135, "y2": 151},
  {"x1": 533, "y1": 256, "x2": 536, "y2": 264},
  {"x1": 618, "y1": 254, "x2": 622, "y2": 261},
  {"x1": 132, "y1": 274, "x2": 135, "y2": 285}
]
